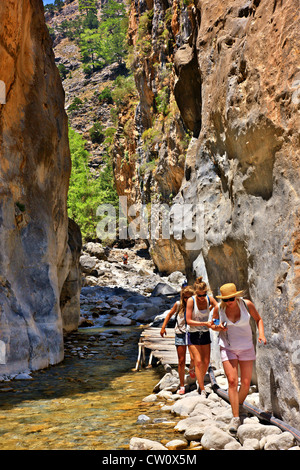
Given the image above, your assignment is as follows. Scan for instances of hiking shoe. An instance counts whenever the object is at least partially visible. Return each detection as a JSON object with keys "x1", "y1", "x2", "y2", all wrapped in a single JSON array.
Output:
[
  {"x1": 177, "y1": 387, "x2": 185, "y2": 395},
  {"x1": 229, "y1": 417, "x2": 241, "y2": 434},
  {"x1": 198, "y1": 389, "x2": 207, "y2": 398}
]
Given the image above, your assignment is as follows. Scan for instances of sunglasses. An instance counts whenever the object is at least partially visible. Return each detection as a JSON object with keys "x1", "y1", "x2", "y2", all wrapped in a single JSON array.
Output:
[
  {"x1": 223, "y1": 297, "x2": 235, "y2": 302},
  {"x1": 197, "y1": 293, "x2": 207, "y2": 298}
]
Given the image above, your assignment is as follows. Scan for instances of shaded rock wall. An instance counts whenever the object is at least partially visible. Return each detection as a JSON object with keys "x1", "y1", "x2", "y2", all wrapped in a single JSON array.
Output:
[
  {"x1": 130, "y1": 0, "x2": 300, "y2": 427},
  {"x1": 0, "y1": 0, "x2": 80, "y2": 374},
  {"x1": 59, "y1": 218, "x2": 82, "y2": 333}
]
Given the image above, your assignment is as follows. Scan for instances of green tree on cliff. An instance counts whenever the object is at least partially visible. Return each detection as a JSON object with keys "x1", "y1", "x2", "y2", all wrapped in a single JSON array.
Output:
[
  {"x1": 99, "y1": 0, "x2": 128, "y2": 64},
  {"x1": 78, "y1": 0, "x2": 128, "y2": 75},
  {"x1": 78, "y1": 0, "x2": 97, "y2": 13},
  {"x1": 68, "y1": 128, "x2": 118, "y2": 240}
]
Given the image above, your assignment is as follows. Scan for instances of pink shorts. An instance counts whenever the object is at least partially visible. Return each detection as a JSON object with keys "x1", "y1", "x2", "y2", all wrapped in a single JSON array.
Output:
[{"x1": 220, "y1": 346, "x2": 256, "y2": 362}]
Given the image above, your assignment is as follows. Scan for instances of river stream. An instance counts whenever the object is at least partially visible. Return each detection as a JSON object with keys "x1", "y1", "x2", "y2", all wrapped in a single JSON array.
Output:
[{"x1": 0, "y1": 326, "x2": 181, "y2": 450}]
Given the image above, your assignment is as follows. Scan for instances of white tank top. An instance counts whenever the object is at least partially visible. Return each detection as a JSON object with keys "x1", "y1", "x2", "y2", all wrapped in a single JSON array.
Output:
[
  {"x1": 218, "y1": 299, "x2": 253, "y2": 350},
  {"x1": 187, "y1": 295, "x2": 210, "y2": 333}
]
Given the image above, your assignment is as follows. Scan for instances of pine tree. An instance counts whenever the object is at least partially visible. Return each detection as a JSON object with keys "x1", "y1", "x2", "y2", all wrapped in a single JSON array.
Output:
[{"x1": 78, "y1": 0, "x2": 97, "y2": 14}]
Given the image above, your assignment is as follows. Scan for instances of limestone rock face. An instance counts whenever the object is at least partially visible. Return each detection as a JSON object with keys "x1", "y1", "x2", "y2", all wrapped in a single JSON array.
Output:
[
  {"x1": 131, "y1": 0, "x2": 300, "y2": 427},
  {"x1": 0, "y1": 0, "x2": 79, "y2": 374}
]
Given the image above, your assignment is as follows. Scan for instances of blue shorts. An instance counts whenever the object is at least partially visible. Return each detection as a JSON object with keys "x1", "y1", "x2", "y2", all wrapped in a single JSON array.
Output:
[
  {"x1": 175, "y1": 333, "x2": 187, "y2": 346},
  {"x1": 188, "y1": 331, "x2": 211, "y2": 346}
]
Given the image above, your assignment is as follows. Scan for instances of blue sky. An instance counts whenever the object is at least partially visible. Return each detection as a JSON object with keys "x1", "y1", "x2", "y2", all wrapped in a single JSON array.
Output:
[{"x1": 43, "y1": 1, "x2": 54, "y2": 4}]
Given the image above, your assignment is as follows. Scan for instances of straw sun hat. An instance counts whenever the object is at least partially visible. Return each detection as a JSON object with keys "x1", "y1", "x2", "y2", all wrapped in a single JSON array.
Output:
[{"x1": 216, "y1": 283, "x2": 244, "y2": 299}]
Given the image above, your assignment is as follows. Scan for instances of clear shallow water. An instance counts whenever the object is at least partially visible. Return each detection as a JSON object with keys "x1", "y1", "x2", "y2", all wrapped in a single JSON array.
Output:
[{"x1": 0, "y1": 327, "x2": 181, "y2": 450}]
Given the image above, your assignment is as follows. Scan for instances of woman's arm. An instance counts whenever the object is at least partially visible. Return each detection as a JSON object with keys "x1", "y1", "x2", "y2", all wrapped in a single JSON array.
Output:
[
  {"x1": 211, "y1": 304, "x2": 219, "y2": 324},
  {"x1": 211, "y1": 304, "x2": 220, "y2": 331},
  {"x1": 210, "y1": 304, "x2": 227, "y2": 331},
  {"x1": 245, "y1": 300, "x2": 267, "y2": 344},
  {"x1": 160, "y1": 302, "x2": 178, "y2": 337}
]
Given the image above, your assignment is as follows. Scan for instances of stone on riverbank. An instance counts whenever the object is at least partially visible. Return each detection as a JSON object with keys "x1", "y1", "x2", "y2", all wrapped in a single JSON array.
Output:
[
  {"x1": 105, "y1": 315, "x2": 134, "y2": 326},
  {"x1": 136, "y1": 414, "x2": 151, "y2": 424},
  {"x1": 171, "y1": 394, "x2": 209, "y2": 417},
  {"x1": 129, "y1": 437, "x2": 167, "y2": 450},
  {"x1": 142, "y1": 394, "x2": 157, "y2": 403},
  {"x1": 201, "y1": 426, "x2": 238, "y2": 450},
  {"x1": 237, "y1": 423, "x2": 282, "y2": 444},
  {"x1": 261, "y1": 432, "x2": 296, "y2": 450},
  {"x1": 184, "y1": 421, "x2": 222, "y2": 441},
  {"x1": 14, "y1": 373, "x2": 33, "y2": 381},
  {"x1": 165, "y1": 439, "x2": 188, "y2": 450},
  {"x1": 153, "y1": 371, "x2": 180, "y2": 393}
]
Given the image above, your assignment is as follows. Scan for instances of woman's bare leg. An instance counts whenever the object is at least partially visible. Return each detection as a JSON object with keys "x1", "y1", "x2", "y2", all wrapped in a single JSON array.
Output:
[
  {"x1": 188, "y1": 344, "x2": 210, "y2": 391},
  {"x1": 176, "y1": 345, "x2": 187, "y2": 387},
  {"x1": 222, "y1": 359, "x2": 239, "y2": 416},
  {"x1": 238, "y1": 360, "x2": 253, "y2": 404}
]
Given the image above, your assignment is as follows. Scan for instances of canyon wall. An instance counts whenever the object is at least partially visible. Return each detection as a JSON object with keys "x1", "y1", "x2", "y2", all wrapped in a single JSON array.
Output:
[
  {"x1": 0, "y1": 0, "x2": 81, "y2": 375},
  {"x1": 126, "y1": 0, "x2": 300, "y2": 427}
]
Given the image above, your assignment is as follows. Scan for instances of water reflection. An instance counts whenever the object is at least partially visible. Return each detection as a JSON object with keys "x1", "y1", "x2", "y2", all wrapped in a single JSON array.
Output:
[{"x1": 0, "y1": 327, "x2": 180, "y2": 450}]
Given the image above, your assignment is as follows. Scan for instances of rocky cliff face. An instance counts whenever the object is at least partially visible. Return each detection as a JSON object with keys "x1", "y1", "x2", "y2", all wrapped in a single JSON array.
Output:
[
  {"x1": 129, "y1": 0, "x2": 300, "y2": 427},
  {"x1": 0, "y1": 0, "x2": 81, "y2": 375}
]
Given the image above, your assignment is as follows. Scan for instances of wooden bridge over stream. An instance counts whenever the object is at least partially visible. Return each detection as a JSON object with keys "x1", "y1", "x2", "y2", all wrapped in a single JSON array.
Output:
[{"x1": 135, "y1": 327, "x2": 191, "y2": 370}]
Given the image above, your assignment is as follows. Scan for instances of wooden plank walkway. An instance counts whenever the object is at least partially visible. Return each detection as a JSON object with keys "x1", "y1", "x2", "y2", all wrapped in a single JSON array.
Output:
[{"x1": 135, "y1": 326, "x2": 191, "y2": 370}]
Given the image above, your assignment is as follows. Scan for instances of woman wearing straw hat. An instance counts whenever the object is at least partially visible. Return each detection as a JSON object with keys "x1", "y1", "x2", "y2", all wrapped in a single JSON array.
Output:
[{"x1": 212, "y1": 283, "x2": 266, "y2": 434}]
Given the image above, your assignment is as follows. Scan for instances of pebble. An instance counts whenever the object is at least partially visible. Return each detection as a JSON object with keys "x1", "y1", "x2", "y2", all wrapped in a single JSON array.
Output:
[
  {"x1": 129, "y1": 437, "x2": 167, "y2": 450},
  {"x1": 14, "y1": 373, "x2": 33, "y2": 380},
  {"x1": 136, "y1": 414, "x2": 151, "y2": 424},
  {"x1": 142, "y1": 394, "x2": 157, "y2": 403},
  {"x1": 165, "y1": 439, "x2": 188, "y2": 450}
]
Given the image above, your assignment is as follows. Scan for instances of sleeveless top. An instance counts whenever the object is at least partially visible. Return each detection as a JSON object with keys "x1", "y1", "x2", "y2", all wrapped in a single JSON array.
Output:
[
  {"x1": 174, "y1": 301, "x2": 187, "y2": 335},
  {"x1": 218, "y1": 299, "x2": 253, "y2": 350},
  {"x1": 187, "y1": 295, "x2": 210, "y2": 333}
]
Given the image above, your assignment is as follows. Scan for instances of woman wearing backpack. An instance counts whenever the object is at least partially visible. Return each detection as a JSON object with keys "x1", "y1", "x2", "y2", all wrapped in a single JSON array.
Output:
[
  {"x1": 160, "y1": 285, "x2": 195, "y2": 395},
  {"x1": 211, "y1": 283, "x2": 267, "y2": 434},
  {"x1": 185, "y1": 277, "x2": 218, "y2": 397}
]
